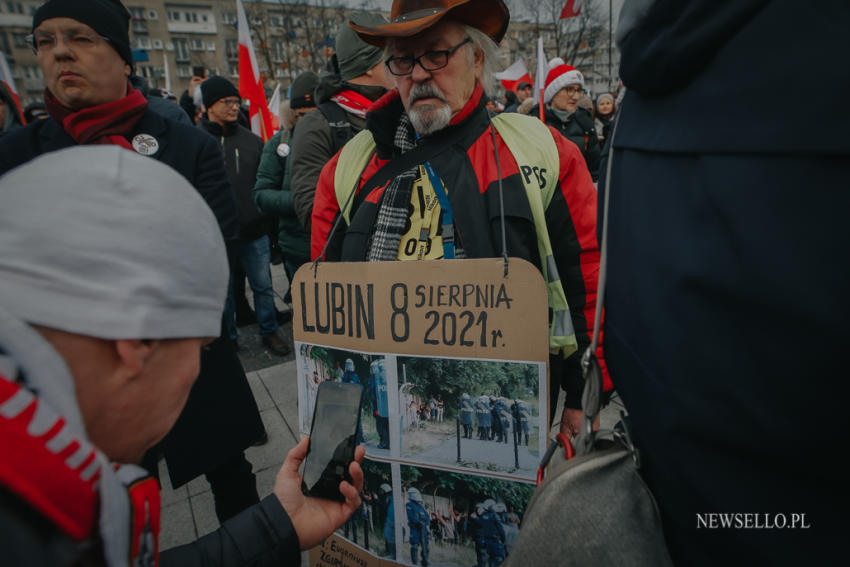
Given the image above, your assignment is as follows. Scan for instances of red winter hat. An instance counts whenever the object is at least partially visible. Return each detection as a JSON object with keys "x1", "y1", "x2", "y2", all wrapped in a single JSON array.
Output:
[{"x1": 544, "y1": 58, "x2": 584, "y2": 104}]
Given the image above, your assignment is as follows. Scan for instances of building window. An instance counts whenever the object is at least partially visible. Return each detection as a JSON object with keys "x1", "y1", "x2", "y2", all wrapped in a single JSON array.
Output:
[
  {"x1": 168, "y1": 11, "x2": 180, "y2": 22},
  {"x1": 271, "y1": 41, "x2": 285, "y2": 62},
  {"x1": 225, "y1": 39, "x2": 238, "y2": 60},
  {"x1": 228, "y1": 63, "x2": 238, "y2": 78},
  {"x1": 173, "y1": 38, "x2": 189, "y2": 62},
  {"x1": 189, "y1": 38, "x2": 204, "y2": 51},
  {"x1": 222, "y1": 12, "x2": 236, "y2": 24},
  {"x1": 0, "y1": 32, "x2": 10, "y2": 54},
  {"x1": 184, "y1": 12, "x2": 197, "y2": 23},
  {"x1": 12, "y1": 32, "x2": 27, "y2": 48},
  {"x1": 177, "y1": 65, "x2": 191, "y2": 78}
]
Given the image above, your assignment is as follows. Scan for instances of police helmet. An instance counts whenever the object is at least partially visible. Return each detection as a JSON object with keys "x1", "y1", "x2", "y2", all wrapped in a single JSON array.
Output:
[{"x1": 407, "y1": 488, "x2": 423, "y2": 502}]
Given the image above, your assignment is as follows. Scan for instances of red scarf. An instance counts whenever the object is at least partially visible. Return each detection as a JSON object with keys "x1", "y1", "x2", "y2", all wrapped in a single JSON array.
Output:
[
  {"x1": 45, "y1": 85, "x2": 149, "y2": 150},
  {"x1": 331, "y1": 89, "x2": 375, "y2": 119}
]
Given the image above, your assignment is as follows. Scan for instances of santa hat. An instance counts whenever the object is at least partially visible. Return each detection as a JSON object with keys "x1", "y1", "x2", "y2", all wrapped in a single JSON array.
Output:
[{"x1": 544, "y1": 58, "x2": 584, "y2": 104}]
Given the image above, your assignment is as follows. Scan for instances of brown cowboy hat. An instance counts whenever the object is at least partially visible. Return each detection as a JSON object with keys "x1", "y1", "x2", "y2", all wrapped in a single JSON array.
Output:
[{"x1": 349, "y1": 0, "x2": 510, "y2": 48}]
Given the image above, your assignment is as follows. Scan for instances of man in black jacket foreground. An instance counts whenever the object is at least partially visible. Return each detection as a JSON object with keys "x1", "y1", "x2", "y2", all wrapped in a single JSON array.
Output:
[
  {"x1": 603, "y1": 0, "x2": 847, "y2": 564},
  {"x1": 198, "y1": 75, "x2": 290, "y2": 357},
  {"x1": 0, "y1": 146, "x2": 364, "y2": 566}
]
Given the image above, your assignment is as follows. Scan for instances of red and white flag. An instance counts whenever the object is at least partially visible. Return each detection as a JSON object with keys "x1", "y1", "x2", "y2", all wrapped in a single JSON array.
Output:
[
  {"x1": 0, "y1": 52, "x2": 24, "y2": 125},
  {"x1": 268, "y1": 83, "x2": 281, "y2": 133},
  {"x1": 494, "y1": 59, "x2": 533, "y2": 94},
  {"x1": 561, "y1": 0, "x2": 583, "y2": 19},
  {"x1": 533, "y1": 37, "x2": 546, "y2": 120},
  {"x1": 236, "y1": 0, "x2": 273, "y2": 141}
]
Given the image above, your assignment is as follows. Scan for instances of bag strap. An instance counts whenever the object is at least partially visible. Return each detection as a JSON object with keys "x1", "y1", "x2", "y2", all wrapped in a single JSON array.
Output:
[
  {"x1": 574, "y1": 103, "x2": 622, "y2": 457},
  {"x1": 317, "y1": 102, "x2": 354, "y2": 156}
]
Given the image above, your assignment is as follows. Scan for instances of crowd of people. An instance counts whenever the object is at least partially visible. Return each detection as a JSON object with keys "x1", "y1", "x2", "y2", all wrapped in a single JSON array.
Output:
[{"x1": 0, "y1": 0, "x2": 843, "y2": 565}]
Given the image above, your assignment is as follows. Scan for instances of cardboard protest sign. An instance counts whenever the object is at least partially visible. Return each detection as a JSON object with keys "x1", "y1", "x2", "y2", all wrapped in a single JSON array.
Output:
[{"x1": 293, "y1": 259, "x2": 550, "y2": 567}]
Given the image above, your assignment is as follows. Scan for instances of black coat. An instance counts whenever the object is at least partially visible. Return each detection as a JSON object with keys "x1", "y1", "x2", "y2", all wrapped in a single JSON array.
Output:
[
  {"x1": 198, "y1": 117, "x2": 270, "y2": 241},
  {"x1": 603, "y1": 1, "x2": 848, "y2": 564},
  {"x1": 531, "y1": 104, "x2": 600, "y2": 181},
  {"x1": 0, "y1": 110, "x2": 265, "y2": 487}
]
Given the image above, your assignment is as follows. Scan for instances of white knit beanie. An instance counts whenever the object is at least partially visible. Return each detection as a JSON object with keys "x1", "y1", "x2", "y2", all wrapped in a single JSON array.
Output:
[
  {"x1": 0, "y1": 146, "x2": 229, "y2": 339},
  {"x1": 543, "y1": 57, "x2": 584, "y2": 104}
]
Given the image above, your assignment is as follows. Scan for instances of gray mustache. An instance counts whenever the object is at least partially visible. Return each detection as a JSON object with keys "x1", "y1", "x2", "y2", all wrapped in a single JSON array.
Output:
[{"x1": 409, "y1": 83, "x2": 447, "y2": 105}]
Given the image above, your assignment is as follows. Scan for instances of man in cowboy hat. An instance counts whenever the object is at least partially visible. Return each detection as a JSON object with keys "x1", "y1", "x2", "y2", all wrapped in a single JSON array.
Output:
[{"x1": 310, "y1": 0, "x2": 610, "y2": 436}]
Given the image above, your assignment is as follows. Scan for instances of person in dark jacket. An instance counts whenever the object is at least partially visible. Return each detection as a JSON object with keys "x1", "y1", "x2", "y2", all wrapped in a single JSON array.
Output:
[
  {"x1": 593, "y1": 92, "x2": 615, "y2": 145},
  {"x1": 0, "y1": 82, "x2": 24, "y2": 136},
  {"x1": 0, "y1": 0, "x2": 270, "y2": 527},
  {"x1": 601, "y1": 1, "x2": 848, "y2": 565},
  {"x1": 289, "y1": 11, "x2": 394, "y2": 232},
  {"x1": 406, "y1": 488, "x2": 430, "y2": 566},
  {"x1": 198, "y1": 75, "x2": 290, "y2": 357},
  {"x1": 530, "y1": 58, "x2": 600, "y2": 181},
  {"x1": 0, "y1": 146, "x2": 365, "y2": 567},
  {"x1": 253, "y1": 71, "x2": 320, "y2": 286}
]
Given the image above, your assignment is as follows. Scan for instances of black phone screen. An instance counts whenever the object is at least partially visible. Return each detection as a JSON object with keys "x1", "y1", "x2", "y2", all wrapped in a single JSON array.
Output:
[{"x1": 302, "y1": 381, "x2": 363, "y2": 501}]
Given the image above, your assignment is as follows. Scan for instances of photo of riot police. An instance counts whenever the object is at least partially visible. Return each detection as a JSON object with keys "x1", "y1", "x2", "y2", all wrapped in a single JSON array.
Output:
[
  {"x1": 333, "y1": 460, "x2": 397, "y2": 561},
  {"x1": 399, "y1": 465, "x2": 533, "y2": 567},
  {"x1": 397, "y1": 356, "x2": 544, "y2": 480},
  {"x1": 296, "y1": 344, "x2": 390, "y2": 455}
]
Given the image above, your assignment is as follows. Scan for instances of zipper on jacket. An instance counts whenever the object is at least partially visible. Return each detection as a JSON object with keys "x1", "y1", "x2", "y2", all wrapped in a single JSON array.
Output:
[{"x1": 235, "y1": 148, "x2": 240, "y2": 175}]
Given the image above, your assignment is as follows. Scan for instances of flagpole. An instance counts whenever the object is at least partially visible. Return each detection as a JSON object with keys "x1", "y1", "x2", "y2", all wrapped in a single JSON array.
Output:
[{"x1": 608, "y1": 0, "x2": 613, "y2": 91}]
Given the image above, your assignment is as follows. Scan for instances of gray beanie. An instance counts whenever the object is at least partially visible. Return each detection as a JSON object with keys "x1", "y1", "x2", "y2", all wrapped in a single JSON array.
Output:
[
  {"x1": 0, "y1": 146, "x2": 228, "y2": 339},
  {"x1": 335, "y1": 12, "x2": 387, "y2": 81}
]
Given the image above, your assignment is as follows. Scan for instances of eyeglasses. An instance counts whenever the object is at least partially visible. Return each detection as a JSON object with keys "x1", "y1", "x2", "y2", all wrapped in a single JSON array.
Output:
[
  {"x1": 217, "y1": 98, "x2": 241, "y2": 107},
  {"x1": 563, "y1": 85, "x2": 586, "y2": 96},
  {"x1": 385, "y1": 37, "x2": 471, "y2": 76},
  {"x1": 26, "y1": 31, "x2": 111, "y2": 55}
]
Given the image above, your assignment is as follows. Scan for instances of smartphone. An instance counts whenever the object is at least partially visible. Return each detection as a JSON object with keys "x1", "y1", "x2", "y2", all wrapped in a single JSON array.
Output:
[
  {"x1": 301, "y1": 381, "x2": 364, "y2": 501},
  {"x1": 192, "y1": 66, "x2": 206, "y2": 79}
]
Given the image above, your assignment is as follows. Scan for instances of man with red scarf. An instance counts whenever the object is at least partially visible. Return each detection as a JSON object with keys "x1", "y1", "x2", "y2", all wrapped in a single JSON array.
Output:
[
  {"x1": 289, "y1": 11, "x2": 394, "y2": 232},
  {"x1": 0, "y1": 0, "x2": 271, "y2": 528}
]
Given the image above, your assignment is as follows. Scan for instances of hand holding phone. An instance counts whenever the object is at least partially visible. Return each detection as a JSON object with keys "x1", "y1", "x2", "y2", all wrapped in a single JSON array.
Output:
[
  {"x1": 273, "y1": 436, "x2": 365, "y2": 550},
  {"x1": 301, "y1": 381, "x2": 364, "y2": 501}
]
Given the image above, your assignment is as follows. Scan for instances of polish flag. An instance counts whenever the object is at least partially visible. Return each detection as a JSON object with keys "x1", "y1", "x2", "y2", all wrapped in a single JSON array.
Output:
[
  {"x1": 560, "y1": 0, "x2": 583, "y2": 19},
  {"x1": 533, "y1": 37, "x2": 546, "y2": 120},
  {"x1": 494, "y1": 59, "x2": 532, "y2": 94},
  {"x1": 0, "y1": 52, "x2": 24, "y2": 125},
  {"x1": 268, "y1": 83, "x2": 281, "y2": 133},
  {"x1": 236, "y1": 0, "x2": 273, "y2": 141}
]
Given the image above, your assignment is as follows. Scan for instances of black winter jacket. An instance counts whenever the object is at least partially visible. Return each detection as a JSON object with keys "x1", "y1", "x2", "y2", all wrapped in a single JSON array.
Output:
[
  {"x1": 198, "y1": 118, "x2": 269, "y2": 241},
  {"x1": 601, "y1": 1, "x2": 849, "y2": 564},
  {"x1": 0, "y1": 110, "x2": 238, "y2": 242},
  {"x1": 531, "y1": 104, "x2": 600, "y2": 181}
]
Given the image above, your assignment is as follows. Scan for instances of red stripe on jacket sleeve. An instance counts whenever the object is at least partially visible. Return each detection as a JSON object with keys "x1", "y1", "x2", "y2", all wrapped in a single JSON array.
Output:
[{"x1": 550, "y1": 125, "x2": 611, "y2": 391}]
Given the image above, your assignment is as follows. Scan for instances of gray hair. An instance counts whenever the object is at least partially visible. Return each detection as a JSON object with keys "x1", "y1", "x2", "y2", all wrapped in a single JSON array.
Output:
[
  {"x1": 462, "y1": 25, "x2": 501, "y2": 99},
  {"x1": 382, "y1": 22, "x2": 502, "y2": 98}
]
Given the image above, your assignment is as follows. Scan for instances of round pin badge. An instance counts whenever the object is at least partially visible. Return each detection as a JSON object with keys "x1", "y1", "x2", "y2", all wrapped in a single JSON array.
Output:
[
  {"x1": 132, "y1": 134, "x2": 159, "y2": 156},
  {"x1": 276, "y1": 143, "x2": 290, "y2": 158}
]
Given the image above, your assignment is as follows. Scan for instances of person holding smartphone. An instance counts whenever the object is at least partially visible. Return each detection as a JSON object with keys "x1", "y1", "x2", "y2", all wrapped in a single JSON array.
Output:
[{"x1": 0, "y1": 146, "x2": 365, "y2": 566}]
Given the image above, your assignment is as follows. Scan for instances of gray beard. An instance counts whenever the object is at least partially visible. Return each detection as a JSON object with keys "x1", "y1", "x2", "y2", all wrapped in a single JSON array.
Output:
[{"x1": 409, "y1": 102, "x2": 452, "y2": 136}]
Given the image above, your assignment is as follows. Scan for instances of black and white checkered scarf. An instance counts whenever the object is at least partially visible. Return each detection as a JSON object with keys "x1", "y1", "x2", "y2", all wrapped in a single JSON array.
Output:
[{"x1": 366, "y1": 113, "x2": 465, "y2": 261}]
